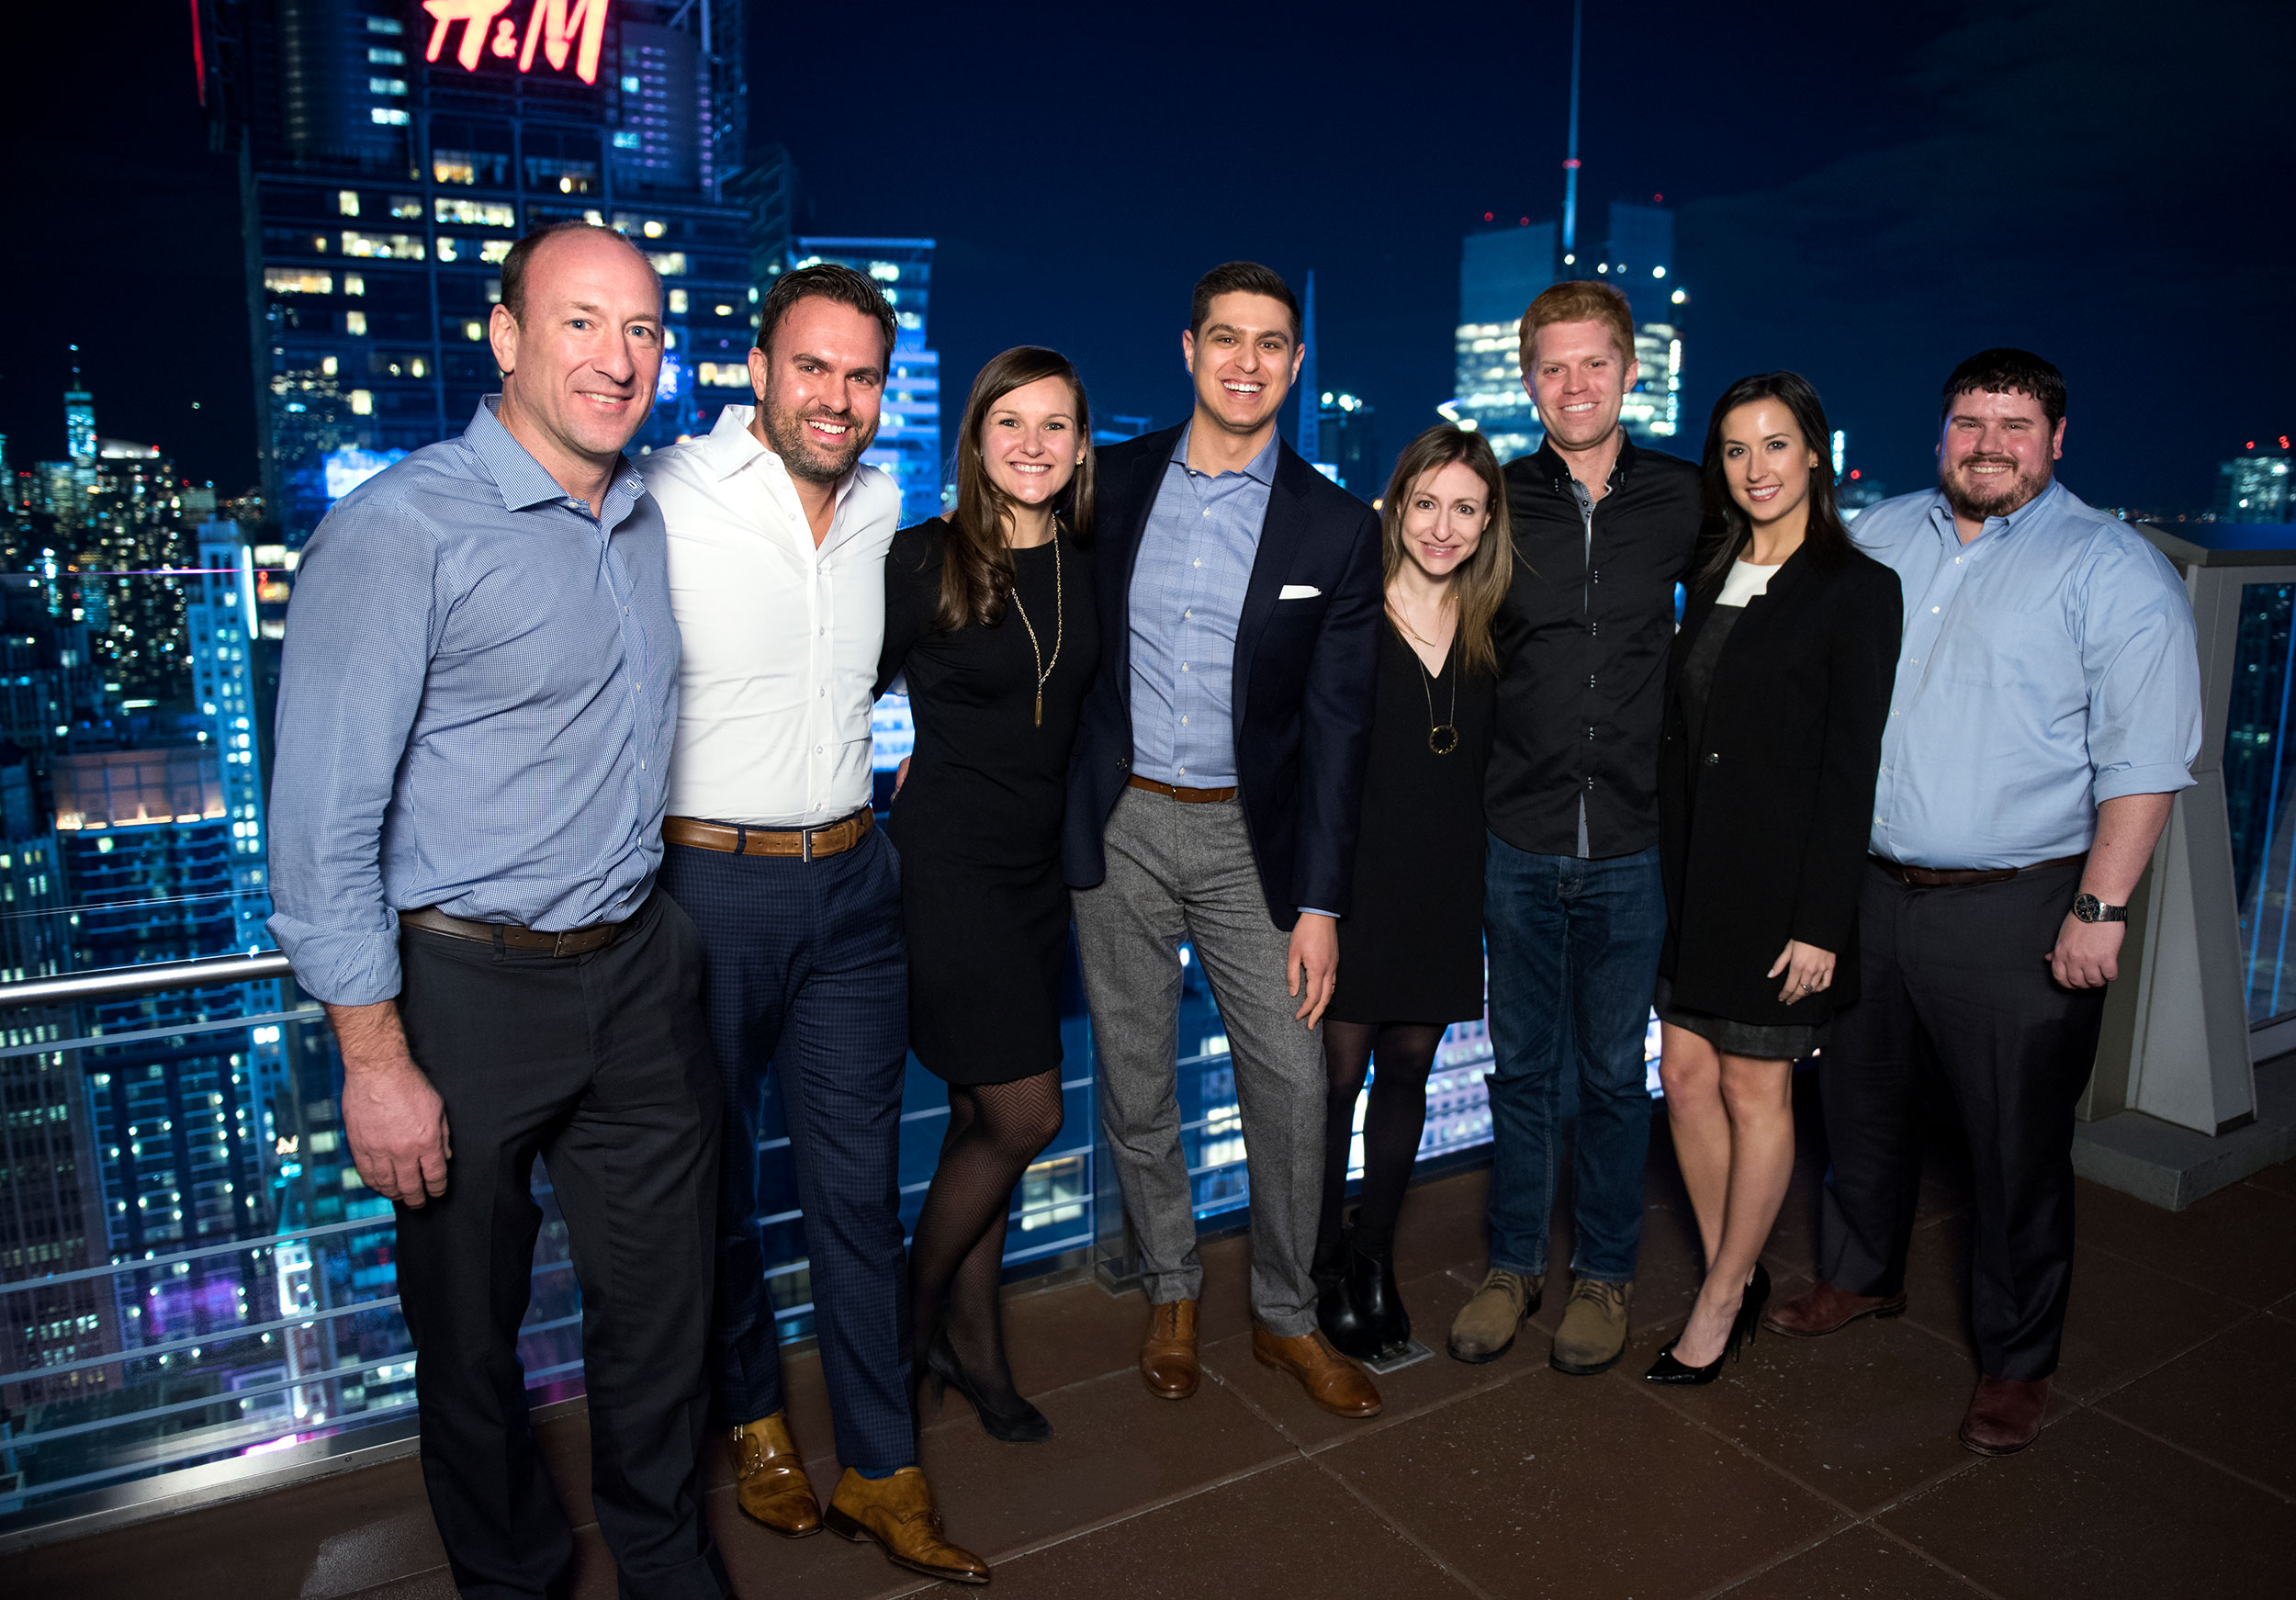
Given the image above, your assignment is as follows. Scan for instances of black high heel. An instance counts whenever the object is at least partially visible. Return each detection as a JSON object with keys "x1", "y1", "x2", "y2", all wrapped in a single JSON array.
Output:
[
  {"x1": 1347, "y1": 1235, "x2": 1412, "y2": 1358},
  {"x1": 1644, "y1": 1262, "x2": 1772, "y2": 1386},
  {"x1": 1315, "y1": 1228, "x2": 1382, "y2": 1361},
  {"x1": 925, "y1": 1328, "x2": 1052, "y2": 1443}
]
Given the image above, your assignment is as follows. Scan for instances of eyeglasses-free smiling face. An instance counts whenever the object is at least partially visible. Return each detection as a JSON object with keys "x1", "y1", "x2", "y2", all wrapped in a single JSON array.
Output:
[
  {"x1": 490, "y1": 228, "x2": 664, "y2": 469},
  {"x1": 1717, "y1": 399, "x2": 1822, "y2": 528},
  {"x1": 749, "y1": 294, "x2": 887, "y2": 485},
  {"x1": 1399, "y1": 459, "x2": 1492, "y2": 580},
  {"x1": 1524, "y1": 318, "x2": 1638, "y2": 454},
  {"x1": 1938, "y1": 387, "x2": 2063, "y2": 524},
  {"x1": 1183, "y1": 292, "x2": 1303, "y2": 439},
  {"x1": 981, "y1": 375, "x2": 1083, "y2": 506}
]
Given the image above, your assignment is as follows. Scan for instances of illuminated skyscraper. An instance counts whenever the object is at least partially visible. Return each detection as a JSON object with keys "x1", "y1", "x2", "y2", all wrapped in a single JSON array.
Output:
[
  {"x1": 789, "y1": 237, "x2": 943, "y2": 524},
  {"x1": 63, "y1": 365, "x2": 96, "y2": 471},
  {"x1": 2217, "y1": 446, "x2": 2293, "y2": 523},
  {"x1": 199, "y1": 0, "x2": 758, "y2": 544},
  {"x1": 1449, "y1": 223, "x2": 1557, "y2": 464},
  {"x1": 1596, "y1": 201, "x2": 1683, "y2": 445}
]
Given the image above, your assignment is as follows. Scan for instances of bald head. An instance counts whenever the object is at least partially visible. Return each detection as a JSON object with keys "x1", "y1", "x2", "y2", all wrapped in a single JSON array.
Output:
[{"x1": 500, "y1": 222, "x2": 662, "y2": 328}]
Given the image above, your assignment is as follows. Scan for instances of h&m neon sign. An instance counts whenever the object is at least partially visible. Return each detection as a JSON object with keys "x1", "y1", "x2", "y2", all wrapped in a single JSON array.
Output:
[{"x1": 422, "y1": 1, "x2": 611, "y2": 85}]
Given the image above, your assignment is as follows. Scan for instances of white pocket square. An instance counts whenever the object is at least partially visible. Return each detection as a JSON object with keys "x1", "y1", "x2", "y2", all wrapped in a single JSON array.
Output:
[{"x1": 1277, "y1": 584, "x2": 1322, "y2": 600}]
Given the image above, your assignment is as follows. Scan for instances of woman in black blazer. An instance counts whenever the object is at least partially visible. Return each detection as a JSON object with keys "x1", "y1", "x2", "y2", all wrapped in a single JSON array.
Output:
[{"x1": 1647, "y1": 371, "x2": 1901, "y2": 1384}]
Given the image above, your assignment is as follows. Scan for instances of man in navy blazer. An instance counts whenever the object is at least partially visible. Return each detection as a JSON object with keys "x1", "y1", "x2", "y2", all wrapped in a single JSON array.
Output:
[{"x1": 1065, "y1": 262, "x2": 1386, "y2": 1421}]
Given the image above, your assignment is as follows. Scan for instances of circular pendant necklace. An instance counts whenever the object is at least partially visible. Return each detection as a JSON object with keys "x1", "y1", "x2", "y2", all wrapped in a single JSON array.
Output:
[
  {"x1": 1416, "y1": 644, "x2": 1459, "y2": 755},
  {"x1": 1007, "y1": 524, "x2": 1064, "y2": 727}
]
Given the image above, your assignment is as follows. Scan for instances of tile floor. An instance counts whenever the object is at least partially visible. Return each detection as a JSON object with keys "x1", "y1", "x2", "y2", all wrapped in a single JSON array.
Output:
[{"x1": 14, "y1": 1083, "x2": 2296, "y2": 1599}]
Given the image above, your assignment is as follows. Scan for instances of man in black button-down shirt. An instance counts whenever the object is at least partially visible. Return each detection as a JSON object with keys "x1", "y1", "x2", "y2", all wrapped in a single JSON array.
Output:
[{"x1": 1447, "y1": 281, "x2": 1706, "y2": 1377}]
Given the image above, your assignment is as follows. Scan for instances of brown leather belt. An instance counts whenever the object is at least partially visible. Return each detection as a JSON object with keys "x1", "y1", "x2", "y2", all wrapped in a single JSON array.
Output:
[
  {"x1": 1870, "y1": 852, "x2": 2086, "y2": 889},
  {"x1": 1126, "y1": 774, "x2": 1238, "y2": 804},
  {"x1": 663, "y1": 807, "x2": 874, "y2": 861},
  {"x1": 400, "y1": 904, "x2": 631, "y2": 956}
]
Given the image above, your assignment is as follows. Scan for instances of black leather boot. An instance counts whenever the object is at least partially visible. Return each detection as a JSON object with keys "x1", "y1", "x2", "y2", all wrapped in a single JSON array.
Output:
[
  {"x1": 1314, "y1": 1230, "x2": 1380, "y2": 1360},
  {"x1": 1348, "y1": 1232, "x2": 1411, "y2": 1358}
]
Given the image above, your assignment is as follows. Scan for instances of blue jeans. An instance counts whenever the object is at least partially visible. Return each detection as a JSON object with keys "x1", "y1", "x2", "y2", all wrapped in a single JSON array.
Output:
[{"x1": 1482, "y1": 836, "x2": 1666, "y2": 1283}]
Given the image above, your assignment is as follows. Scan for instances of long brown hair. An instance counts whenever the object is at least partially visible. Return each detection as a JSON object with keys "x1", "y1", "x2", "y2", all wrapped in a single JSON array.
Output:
[
  {"x1": 1695, "y1": 370, "x2": 1852, "y2": 592},
  {"x1": 1379, "y1": 426, "x2": 1514, "y2": 677},
  {"x1": 941, "y1": 346, "x2": 1096, "y2": 630}
]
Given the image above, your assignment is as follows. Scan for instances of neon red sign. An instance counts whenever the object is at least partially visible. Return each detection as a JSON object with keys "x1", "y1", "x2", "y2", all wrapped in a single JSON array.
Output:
[{"x1": 422, "y1": 0, "x2": 611, "y2": 85}]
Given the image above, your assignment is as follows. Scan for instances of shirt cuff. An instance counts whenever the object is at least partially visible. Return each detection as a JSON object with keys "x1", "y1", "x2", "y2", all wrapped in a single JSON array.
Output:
[
  {"x1": 2092, "y1": 762, "x2": 2197, "y2": 806},
  {"x1": 265, "y1": 912, "x2": 403, "y2": 1008},
  {"x1": 1299, "y1": 907, "x2": 1340, "y2": 919}
]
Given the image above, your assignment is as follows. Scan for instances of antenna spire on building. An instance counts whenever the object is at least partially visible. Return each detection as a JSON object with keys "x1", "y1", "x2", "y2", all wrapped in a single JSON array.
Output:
[
  {"x1": 1299, "y1": 269, "x2": 1322, "y2": 465},
  {"x1": 1561, "y1": 0, "x2": 1583, "y2": 265}
]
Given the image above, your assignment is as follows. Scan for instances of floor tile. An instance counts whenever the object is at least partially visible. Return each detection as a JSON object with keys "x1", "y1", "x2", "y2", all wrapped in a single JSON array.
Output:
[
  {"x1": 1322, "y1": 1361, "x2": 1841, "y2": 1597},
  {"x1": 2052, "y1": 1241, "x2": 2251, "y2": 1401},
  {"x1": 942, "y1": 1268, "x2": 1148, "y2": 1418},
  {"x1": 908, "y1": 1457, "x2": 1473, "y2": 1599},
  {"x1": 2097, "y1": 1311, "x2": 2296, "y2": 1495},
  {"x1": 1716, "y1": 1525, "x2": 1986, "y2": 1598},
  {"x1": 2240, "y1": 1157, "x2": 2296, "y2": 1200},
  {"x1": 1391, "y1": 1165, "x2": 1493, "y2": 1279},
  {"x1": 336, "y1": 1570, "x2": 461, "y2": 1600},
  {"x1": 1633, "y1": 1308, "x2": 1986, "y2": 1515},
  {"x1": 1197, "y1": 1268, "x2": 1503, "y2": 1449},
  {"x1": 1878, "y1": 1409, "x2": 2296, "y2": 1599},
  {"x1": 2073, "y1": 1177, "x2": 2296, "y2": 1307}
]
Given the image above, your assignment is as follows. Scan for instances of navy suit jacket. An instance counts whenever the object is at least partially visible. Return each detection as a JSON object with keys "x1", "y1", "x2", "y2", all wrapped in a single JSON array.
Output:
[{"x1": 1062, "y1": 423, "x2": 1384, "y2": 930}]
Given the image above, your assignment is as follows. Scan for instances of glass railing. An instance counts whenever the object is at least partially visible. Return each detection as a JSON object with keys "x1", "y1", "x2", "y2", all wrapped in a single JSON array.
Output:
[{"x1": 2227, "y1": 580, "x2": 2296, "y2": 1024}]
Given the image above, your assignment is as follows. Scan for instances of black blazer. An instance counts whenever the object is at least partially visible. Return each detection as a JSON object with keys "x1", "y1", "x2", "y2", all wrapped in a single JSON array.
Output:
[
  {"x1": 1061, "y1": 423, "x2": 1384, "y2": 929},
  {"x1": 1658, "y1": 544, "x2": 1902, "y2": 1025}
]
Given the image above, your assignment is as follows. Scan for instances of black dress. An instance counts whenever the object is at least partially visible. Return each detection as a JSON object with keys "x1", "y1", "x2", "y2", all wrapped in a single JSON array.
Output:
[
  {"x1": 1327, "y1": 622, "x2": 1494, "y2": 1025},
  {"x1": 877, "y1": 521, "x2": 1097, "y2": 1084}
]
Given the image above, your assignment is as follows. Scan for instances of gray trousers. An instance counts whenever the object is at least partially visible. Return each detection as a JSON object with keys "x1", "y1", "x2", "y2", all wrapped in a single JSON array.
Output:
[{"x1": 1072, "y1": 787, "x2": 1325, "y2": 1336}]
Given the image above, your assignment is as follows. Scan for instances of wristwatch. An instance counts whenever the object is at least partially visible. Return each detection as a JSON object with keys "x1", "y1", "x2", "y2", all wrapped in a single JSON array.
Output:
[{"x1": 2072, "y1": 893, "x2": 2127, "y2": 924}]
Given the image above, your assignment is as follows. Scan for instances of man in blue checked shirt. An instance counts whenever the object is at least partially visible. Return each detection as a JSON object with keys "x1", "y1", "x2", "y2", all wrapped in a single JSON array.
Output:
[
  {"x1": 267, "y1": 224, "x2": 730, "y2": 1600},
  {"x1": 1764, "y1": 349, "x2": 2201, "y2": 1459}
]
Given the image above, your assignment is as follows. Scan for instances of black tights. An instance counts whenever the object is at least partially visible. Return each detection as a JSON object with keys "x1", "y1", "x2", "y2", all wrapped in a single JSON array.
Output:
[
  {"x1": 1316, "y1": 1021, "x2": 1446, "y2": 1257},
  {"x1": 906, "y1": 1069, "x2": 1064, "y2": 1412}
]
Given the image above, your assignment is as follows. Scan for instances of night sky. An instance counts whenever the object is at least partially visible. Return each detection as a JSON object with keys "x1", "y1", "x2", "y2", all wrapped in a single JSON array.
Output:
[{"x1": 5, "y1": 0, "x2": 2289, "y2": 514}]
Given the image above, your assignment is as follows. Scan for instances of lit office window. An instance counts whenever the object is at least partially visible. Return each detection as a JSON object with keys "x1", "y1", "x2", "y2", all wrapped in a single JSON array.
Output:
[
  {"x1": 335, "y1": 190, "x2": 359, "y2": 218},
  {"x1": 262, "y1": 269, "x2": 332, "y2": 295},
  {"x1": 434, "y1": 197, "x2": 516, "y2": 228},
  {"x1": 349, "y1": 390, "x2": 374, "y2": 416},
  {"x1": 647, "y1": 252, "x2": 687, "y2": 276},
  {"x1": 339, "y1": 232, "x2": 424, "y2": 261},
  {"x1": 667, "y1": 288, "x2": 688, "y2": 313}
]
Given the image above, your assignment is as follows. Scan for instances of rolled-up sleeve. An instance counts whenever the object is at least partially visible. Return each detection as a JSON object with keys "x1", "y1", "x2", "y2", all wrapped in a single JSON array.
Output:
[
  {"x1": 264, "y1": 502, "x2": 443, "y2": 1006},
  {"x1": 2078, "y1": 537, "x2": 2202, "y2": 805}
]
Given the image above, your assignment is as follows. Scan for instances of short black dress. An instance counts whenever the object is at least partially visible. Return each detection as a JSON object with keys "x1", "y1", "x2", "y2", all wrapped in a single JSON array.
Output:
[
  {"x1": 877, "y1": 521, "x2": 1097, "y2": 1084},
  {"x1": 1327, "y1": 622, "x2": 1494, "y2": 1025}
]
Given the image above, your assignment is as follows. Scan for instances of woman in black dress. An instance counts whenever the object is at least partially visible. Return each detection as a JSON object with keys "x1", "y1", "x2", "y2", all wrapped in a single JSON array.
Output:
[
  {"x1": 877, "y1": 347, "x2": 1098, "y2": 1440},
  {"x1": 1314, "y1": 426, "x2": 1512, "y2": 1362},
  {"x1": 1646, "y1": 371, "x2": 1899, "y2": 1384}
]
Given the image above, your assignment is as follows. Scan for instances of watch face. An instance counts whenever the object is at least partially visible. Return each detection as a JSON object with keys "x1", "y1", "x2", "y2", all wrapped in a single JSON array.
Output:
[{"x1": 2074, "y1": 893, "x2": 2102, "y2": 923}]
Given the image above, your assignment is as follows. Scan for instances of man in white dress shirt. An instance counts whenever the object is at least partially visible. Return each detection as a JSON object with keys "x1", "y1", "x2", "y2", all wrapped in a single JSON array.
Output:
[{"x1": 640, "y1": 264, "x2": 986, "y2": 1585}]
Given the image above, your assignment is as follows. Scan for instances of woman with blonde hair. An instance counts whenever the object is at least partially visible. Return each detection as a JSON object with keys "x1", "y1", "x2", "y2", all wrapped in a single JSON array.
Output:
[
  {"x1": 877, "y1": 346, "x2": 1097, "y2": 1440},
  {"x1": 1313, "y1": 425, "x2": 1513, "y2": 1361}
]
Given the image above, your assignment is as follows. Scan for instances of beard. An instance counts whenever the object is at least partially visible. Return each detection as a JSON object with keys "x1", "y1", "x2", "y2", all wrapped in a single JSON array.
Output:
[
  {"x1": 761, "y1": 396, "x2": 872, "y2": 485},
  {"x1": 1939, "y1": 453, "x2": 2051, "y2": 524}
]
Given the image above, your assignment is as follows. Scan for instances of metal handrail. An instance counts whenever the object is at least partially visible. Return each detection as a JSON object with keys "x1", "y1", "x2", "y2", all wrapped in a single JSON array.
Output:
[{"x1": 0, "y1": 951, "x2": 296, "y2": 1009}]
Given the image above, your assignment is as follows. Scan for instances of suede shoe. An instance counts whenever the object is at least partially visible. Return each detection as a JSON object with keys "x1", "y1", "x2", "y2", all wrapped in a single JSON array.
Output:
[
  {"x1": 1959, "y1": 1376, "x2": 2049, "y2": 1455},
  {"x1": 1550, "y1": 1278, "x2": 1632, "y2": 1375},
  {"x1": 1446, "y1": 1268, "x2": 1543, "y2": 1364},
  {"x1": 1761, "y1": 1279, "x2": 1907, "y2": 1338},
  {"x1": 1140, "y1": 1297, "x2": 1199, "y2": 1400},
  {"x1": 823, "y1": 1467, "x2": 989, "y2": 1584},
  {"x1": 1251, "y1": 1324, "x2": 1382, "y2": 1417},
  {"x1": 726, "y1": 1413, "x2": 819, "y2": 1538}
]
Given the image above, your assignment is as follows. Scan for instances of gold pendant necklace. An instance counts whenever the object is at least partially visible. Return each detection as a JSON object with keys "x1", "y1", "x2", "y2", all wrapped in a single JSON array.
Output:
[
  {"x1": 1008, "y1": 524, "x2": 1064, "y2": 727},
  {"x1": 1417, "y1": 644, "x2": 1458, "y2": 755}
]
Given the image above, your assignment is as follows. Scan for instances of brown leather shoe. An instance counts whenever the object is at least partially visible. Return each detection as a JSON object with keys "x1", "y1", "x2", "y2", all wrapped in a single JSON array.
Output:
[
  {"x1": 1141, "y1": 1298, "x2": 1199, "y2": 1400},
  {"x1": 1251, "y1": 1324, "x2": 1382, "y2": 1418},
  {"x1": 1761, "y1": 1278, "x2": 1908, "y2": 1338},
  {"x1": 1959, "y1": 1376, "x2": 2049, "y2": 1455},
  {"x1": 823, "y1": 1467, "x2": 989, "y2": 1584},
  {"x1": 726, "y1": 1414, "x2": 819, "y2": 1537}
]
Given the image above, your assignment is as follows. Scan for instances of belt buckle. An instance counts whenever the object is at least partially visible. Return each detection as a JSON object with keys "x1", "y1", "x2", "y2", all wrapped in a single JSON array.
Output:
[
  {"x1": 801, "y1": 825, "x2": 815, "y2": 864},
  {"x1": 551, "y1": 930, "x2": 578, "y2": 958}
]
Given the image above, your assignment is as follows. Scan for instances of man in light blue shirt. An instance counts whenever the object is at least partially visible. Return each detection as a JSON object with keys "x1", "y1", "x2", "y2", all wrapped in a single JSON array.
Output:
[
  {"x1": 268, "y1": 224, "x2": 730, "y2": 1599},
  {"x1": 1766, "y1": 350, "x2": 2200, "y2": 1459}
]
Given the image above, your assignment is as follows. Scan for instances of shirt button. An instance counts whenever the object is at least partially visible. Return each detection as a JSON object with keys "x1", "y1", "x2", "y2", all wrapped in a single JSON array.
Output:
[
  {"x1": 1931, "y1": 605, "x2": 1940, "y2": 613},
  {"x1": 1193, "y1": 559, "x2": 1201, "y2": 568},
  {"x1": 1201, "y1": 510, "x2": 1210, "y2": 518},
  {"x1": 1181, "y1": 715, "x2": 1188, "y2": 725},
  {"x1": 1185, "y1": 609, "x2": 1192, "y2": 618},
  {"x1": 1704, "y1": 753, "x2": 1720, "y2": 766},
  {"x1": 1177, "y1": 766, "x2": 1186, "y2": 774},
  {"x1": 1181, "y1": 663, "x2": 1189, "y2": 672}
]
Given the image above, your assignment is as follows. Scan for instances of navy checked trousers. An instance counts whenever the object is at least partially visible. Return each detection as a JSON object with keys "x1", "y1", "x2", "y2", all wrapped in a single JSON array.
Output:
[{"x1": 659, "y1": 828, "x2": 915, "y2": 1471}]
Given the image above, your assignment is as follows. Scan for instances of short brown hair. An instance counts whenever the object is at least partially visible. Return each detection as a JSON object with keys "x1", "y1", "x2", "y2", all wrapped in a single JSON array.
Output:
[
  {"x1": 1518, "y1": 279, "x2": 1637, "y2": 365},
  {"x1": 500, "y1": 222, "x2": 660, "y2": 324},
  {"x1": 1189, "y1": 262, "x2": 1300, "y2": 345},
  {"x1": 757, "y1": 262, "x2": 896, "y2": 366}
]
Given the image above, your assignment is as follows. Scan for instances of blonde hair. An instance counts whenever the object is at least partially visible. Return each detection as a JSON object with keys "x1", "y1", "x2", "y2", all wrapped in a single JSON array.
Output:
[{"x1": 1379, "y1": 426, "x2": 1514, "y2": 677}]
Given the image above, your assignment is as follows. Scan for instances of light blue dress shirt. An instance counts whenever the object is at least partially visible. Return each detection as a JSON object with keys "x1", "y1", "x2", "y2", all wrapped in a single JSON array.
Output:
[
  {"x1": 1854, "y1": 480, "x2": 2200, "y2": 870},
  {"x1": 1128, "y1": 425, "x2": 1279, "y2": 788},
  {"x1": 266, "y1": 399, "x2": 681, "y2": 1007}
]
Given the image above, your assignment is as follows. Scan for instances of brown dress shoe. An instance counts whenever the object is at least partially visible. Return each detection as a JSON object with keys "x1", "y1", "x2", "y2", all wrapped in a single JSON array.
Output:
[
  {"x1": 1141, "y1": 1298, "x2": 1199, "y2": 1400},
  {"x1": 823, "y1": 1467, "x2": 990, "y2": 1584},
  {"x1": 1251, "y1": 1324, "x2": 1382, "y2": 1418},
  {"x1": 726, "y1": 1414, "x2": 819, "y2": 1537},
  {"x1": 1761, "y1": 1278, "x2": 1908, "y2": 1338},
  {"x1": 1960, "y1": 1376, "x2": 2049, "y2": 1455}
]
